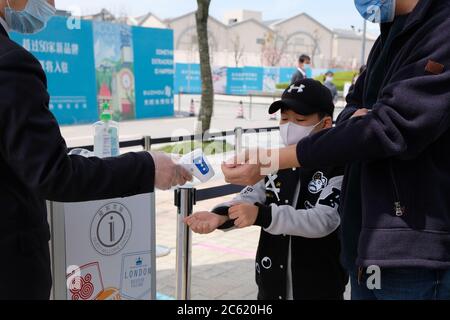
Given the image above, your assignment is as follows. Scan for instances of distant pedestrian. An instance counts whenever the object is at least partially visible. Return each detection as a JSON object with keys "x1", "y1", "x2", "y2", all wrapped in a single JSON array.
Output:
[
  {"x1": 290, "y1": 54, "x2": 311, "y2": 84},
  {"x1": 323, "y1": 71, "x2": 338, "y2": 103}
]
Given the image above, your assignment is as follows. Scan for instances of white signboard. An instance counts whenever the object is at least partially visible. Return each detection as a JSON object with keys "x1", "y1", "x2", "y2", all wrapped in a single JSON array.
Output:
[{"x1": 49, "y1": 193, "x2": 156, "y2": 300}]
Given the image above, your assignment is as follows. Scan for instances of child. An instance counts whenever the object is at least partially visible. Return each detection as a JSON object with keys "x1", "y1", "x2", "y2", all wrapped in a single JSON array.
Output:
[{"x1": 185, "y1": 79, "x2": 348, "y2": 300}]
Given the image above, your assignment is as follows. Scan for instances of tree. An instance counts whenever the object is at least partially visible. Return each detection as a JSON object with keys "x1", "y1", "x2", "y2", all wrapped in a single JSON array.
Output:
[
  {"x1": 261, "y1": 31, "x2": 288, "y2": 67},
  {"x1": 311, "y1": 29, "x2": 321, "y2": 64},
  {"x1": 195, "y1": 0, "x2": 214, "y2": 134},
  {"x1": 231, "y1": 34, "x2": 245, "y2": 67}
]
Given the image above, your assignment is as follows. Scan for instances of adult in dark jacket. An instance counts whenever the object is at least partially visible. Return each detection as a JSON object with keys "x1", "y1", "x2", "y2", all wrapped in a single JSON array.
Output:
[
  {"x1": 223, "y1": 0, "x2": 450, "y2": 300},
  {"x1": 0, "y1": 0, "x2": 191, "y2": 300},
  {"x1": 290, "y1": 54, "x2": 311, "y2": 84}
]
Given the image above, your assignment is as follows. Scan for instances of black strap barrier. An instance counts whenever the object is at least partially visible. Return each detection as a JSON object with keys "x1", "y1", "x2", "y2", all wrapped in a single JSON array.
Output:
[
  {"x1": 195, "y1": 184, "x2": 243, "y2": 202},
  {"x1": 67, "y1": 126, "x2": 280, "y2": 153},
  {"x1": 68, "y1": 138, "x2": 145, "y2": 152}
]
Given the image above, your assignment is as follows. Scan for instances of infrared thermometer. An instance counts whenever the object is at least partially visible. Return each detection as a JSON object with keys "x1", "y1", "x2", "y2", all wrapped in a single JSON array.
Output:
[{"x1": 179, "y1": 149, "x2": 215, "y2": 183}]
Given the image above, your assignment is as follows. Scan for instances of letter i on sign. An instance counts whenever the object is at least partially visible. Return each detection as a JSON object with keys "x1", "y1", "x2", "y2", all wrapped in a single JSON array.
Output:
[{"x1": 109, "y1": 216, "x2": 115, "y2": 243}]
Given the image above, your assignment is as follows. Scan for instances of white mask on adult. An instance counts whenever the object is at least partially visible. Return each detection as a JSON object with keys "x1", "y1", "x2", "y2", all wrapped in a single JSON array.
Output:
[{"x1": 279, "y1": 120, "x2": 323, "y2": 146}]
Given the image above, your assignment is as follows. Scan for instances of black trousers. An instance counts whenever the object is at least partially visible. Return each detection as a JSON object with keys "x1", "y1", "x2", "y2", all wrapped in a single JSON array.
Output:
[{"x1": 0, "y1": 234, "x2": 52, "y2": 300}]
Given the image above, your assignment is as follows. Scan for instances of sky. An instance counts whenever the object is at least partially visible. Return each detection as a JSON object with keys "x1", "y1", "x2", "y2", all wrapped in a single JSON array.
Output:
[{"x1": 55, "y1": 0, "x2": 380, "y2": 34}]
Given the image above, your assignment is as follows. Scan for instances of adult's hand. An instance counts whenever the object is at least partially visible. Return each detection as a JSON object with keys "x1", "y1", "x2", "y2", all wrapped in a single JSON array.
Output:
[
  {"x1": 150, "y1": 152, "x2": 192, "y2": 190},
  {"x1": 222, "y1": 146, "x2": 299, "y2": 186},
  {"x1": 222, "y1": 162, "x2": 264, "y2": 186},
  {"x1": 351, "y1": 108, "x2": 370, "y2": 118},
  {"x1": 222, "y1": 149, "x2": 265, "y2": 186}
]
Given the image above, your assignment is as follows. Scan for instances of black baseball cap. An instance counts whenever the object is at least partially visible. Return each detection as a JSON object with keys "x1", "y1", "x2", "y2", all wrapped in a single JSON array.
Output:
[{"x1": 269, "y1": 79, "x2": 335, "y2": 116}]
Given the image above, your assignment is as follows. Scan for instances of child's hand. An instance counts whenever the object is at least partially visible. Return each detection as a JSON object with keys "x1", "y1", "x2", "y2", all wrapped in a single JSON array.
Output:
[
  {"x1": 229, "y1": 203, "x2": 259, "y2": 229},
  {"x1": 184, "y1": 212, "x2": 228, "y2": 234}
]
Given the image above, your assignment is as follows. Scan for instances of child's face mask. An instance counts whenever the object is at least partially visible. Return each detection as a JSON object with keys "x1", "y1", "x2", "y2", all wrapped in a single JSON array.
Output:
[{"x1": 279, "y1": 120, "x2": 323, "y2": 146}]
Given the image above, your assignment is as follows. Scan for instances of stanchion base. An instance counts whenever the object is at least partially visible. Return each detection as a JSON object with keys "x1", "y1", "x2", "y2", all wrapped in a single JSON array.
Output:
[{"x1": 156, "y1": 245, "x2": 171, "y2": 258}]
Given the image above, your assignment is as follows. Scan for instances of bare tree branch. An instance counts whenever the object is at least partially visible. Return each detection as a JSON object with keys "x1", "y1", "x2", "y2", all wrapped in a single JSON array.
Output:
[
  {"x1": 231, "y1": 35, "x2": 245, "y2": 67},
  {"x1": 261, "y1": 31, "x2": 289, "y2": 67}
]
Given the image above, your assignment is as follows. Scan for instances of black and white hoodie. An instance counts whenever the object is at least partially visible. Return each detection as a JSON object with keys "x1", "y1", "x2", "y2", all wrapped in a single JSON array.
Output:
[{"x1": 212, "y1": 166, "x2": 348, "y2": 300}]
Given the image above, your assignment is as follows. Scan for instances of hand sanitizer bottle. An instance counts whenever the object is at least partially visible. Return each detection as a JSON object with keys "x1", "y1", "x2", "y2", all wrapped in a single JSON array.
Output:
[{"x1": 94, "y1": 103, "x2": 120, "y2": 158}]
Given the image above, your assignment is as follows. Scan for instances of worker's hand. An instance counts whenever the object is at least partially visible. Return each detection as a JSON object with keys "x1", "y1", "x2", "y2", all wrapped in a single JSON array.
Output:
[
  {"x1": 150, "y1": 151, "x2": 193, "y2": 190},
  {"x1": 184, "y1": 211, "x2": 228, "y2": 234},
  {"x1": 229, "y1": 203, "x2": 259, "y2": 229},
  {"x1": 222, "y1": 149, "x2": 269, "y2": 186},
  {"x1": 351, "y1": 108, "x2": 370, "y2": 118}
]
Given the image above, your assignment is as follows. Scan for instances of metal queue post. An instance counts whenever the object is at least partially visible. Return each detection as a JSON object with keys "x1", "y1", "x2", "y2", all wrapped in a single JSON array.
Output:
[
  {"x1": 172, "y1": 128, "x2": 245, "y2": 300},
  {"x1": 174, "y1": 187, "x2": 196, "y2": 300},
  {"x1": 234, "y1": 127, "x2": 243, "y2": 155}
]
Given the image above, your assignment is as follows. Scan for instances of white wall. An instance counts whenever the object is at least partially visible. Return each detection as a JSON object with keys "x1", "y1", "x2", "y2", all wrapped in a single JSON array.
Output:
[
  {"x1": 140, "y1": 15, "x2": 167, "y2": 29},
  {"x1": 166, "y1": 11, "x2": 376, "y2": 69},
  {"x1": 272, "y1": 14, "x2": 334, "y2": 68},
  {"x1": 228, "y1": 20, "x2": 271, "y2": 66},
  {"x1": 333, "y1": 37, "x2": 376, "y2": 69},
  {"x1": 168, "y1": 13, "x2": 228, "y2": 52},
  {"x1": 223, "y1": 10, "x2": 263, "y2": 24}
]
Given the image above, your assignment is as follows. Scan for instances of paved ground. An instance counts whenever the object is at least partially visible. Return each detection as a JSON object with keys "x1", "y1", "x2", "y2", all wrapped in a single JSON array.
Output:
[
  {"x1": 154, "y1": 179, "x2": 261, "y2": 300},
  {"x1": 60, "y1": 94, "x2": 350, "y2": 300}
]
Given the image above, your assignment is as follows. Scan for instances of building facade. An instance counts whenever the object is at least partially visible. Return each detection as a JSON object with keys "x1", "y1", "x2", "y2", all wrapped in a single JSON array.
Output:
[{"x1": 83, "y1": 9, "x2": 377, "y2": 70}]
